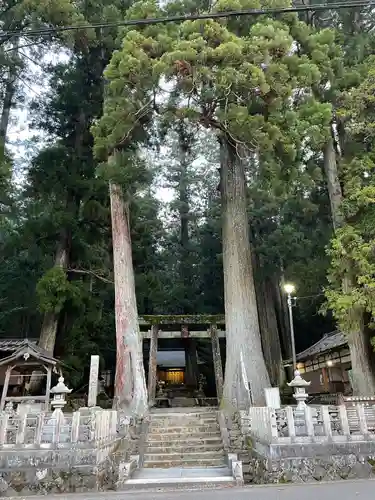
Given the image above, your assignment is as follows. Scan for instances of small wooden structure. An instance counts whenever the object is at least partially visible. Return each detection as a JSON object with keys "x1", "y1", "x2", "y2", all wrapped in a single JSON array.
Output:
[{"x1": 0, "y1": 340, "x2": 62, "y2": 411}]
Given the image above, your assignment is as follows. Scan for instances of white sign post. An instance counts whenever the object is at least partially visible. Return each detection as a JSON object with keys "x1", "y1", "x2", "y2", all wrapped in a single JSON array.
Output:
[
  {"x1": 264, "y1": 387, "x2": 281, "y2": 409},
  {"x1": 88, "y1": 355, "x2": 100, "y2": 408}
]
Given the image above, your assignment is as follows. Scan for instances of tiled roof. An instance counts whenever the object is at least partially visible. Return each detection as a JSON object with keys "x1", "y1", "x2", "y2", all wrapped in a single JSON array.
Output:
[
  {"x1": 296, "y1": 331, "x2": 347, "y2": 361},
  {"x1": 0, "y1": 339, "x2": 38, "y2": 351},
  {"x1": 0, "y1": 340, "x2": 60, "y2": 366}
]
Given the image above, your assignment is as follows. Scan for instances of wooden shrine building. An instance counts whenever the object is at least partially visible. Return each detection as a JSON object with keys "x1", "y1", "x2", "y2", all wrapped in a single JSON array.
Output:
[{"x1": 0, "y1": 340, "x2": 63, "y2": 411}]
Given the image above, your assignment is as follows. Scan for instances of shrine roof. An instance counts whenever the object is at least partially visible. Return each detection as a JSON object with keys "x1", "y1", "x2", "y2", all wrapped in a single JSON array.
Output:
[
  {"x1": 0, "y1": 340, "x2": 60, "y2": 367},
  {"x1": 285, "y1": 331, "x2": 347, "y2": 364},
  {"x1": 0, "y1": 338, "x2": 38, "y2": 351}
]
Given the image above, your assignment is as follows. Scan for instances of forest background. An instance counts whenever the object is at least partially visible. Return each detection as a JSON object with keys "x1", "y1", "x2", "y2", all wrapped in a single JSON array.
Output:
[{"x1": 1, "y1": 0, "x2": 375, "y2": 398}]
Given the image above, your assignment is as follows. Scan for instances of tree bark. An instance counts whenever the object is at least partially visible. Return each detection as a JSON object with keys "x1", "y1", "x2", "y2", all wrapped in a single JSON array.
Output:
[
  {"x1": 324, "y1": 130, "x2": 375, "y2": 395},
  {"x1": 38, "y1": 237, "x2": 70, "y2": 354},
  {"x1": 176, "y1": 123, "x2": 197, "y2": 384},
  {"x1": 343, "y1": 281, "x2": 375, "y2": 395},
  {"x1": 220, "y1": 137, "x2": 270, "y2": 406},
  {"x1": 324, "y1": 133, "x2": 344, "y2": 230},
  {"x1": 0, "y1": 46, "x2": 17, "y2": 160},
  {"x1": 347, "y1": 327, "x2": 375, "y2": 395},
  {"x1": 109, "y1": 167, "x2": 147, "y2": 416},
  {"x1": 256, "y1": 274, "x2": 285, "y2": 387}
]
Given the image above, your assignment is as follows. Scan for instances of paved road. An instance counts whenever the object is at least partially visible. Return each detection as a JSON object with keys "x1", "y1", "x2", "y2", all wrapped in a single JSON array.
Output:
[{"x1": 11, "y1": 479, "x2": 375, "y2": 500}]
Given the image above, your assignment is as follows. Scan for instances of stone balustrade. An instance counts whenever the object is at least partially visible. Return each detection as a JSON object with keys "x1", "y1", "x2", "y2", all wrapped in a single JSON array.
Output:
[
  {"x1": 242, "y1": 403, "x2": 375, "y2": 444},
  {"x1": 0, "y1": 408, "x2": 120, "y2": 448},
  {"x1": 0, "y1": 407, "x2": 133, "y2": 495}
]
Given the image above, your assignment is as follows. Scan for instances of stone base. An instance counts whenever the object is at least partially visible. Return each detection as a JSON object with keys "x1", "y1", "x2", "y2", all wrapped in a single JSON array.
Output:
[
  {"x1": 0, "y1": 460, "x2": 118, "y2": 496},
  {"x1": 239, "y1": 453, "x2": 375, "y2": 484}
]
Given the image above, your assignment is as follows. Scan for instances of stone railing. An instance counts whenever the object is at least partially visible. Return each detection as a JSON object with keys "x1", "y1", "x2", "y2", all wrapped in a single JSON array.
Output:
[
  {"x1": 0, "y1": 408, "x2": 120, "y2": 448},
  {"x1": 242, "y1": 407, "x2": 278, "y2": 443},
  {"x1": 242, "y1": 403, "x2": 375, "y2": 444}
]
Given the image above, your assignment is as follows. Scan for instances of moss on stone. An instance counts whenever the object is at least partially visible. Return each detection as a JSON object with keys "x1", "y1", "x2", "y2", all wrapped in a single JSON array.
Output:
[
  {"x1": 278, "y1": 474, "x2": 292, "y2": 484},
  {"x1": 246, "y1": 436, "x2": 253, "y2": 449}
]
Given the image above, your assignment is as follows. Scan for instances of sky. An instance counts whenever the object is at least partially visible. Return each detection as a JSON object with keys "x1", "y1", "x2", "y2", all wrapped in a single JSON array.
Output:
[{"x1": 7, "y1": 47, "x2": 179, "y2": 203}]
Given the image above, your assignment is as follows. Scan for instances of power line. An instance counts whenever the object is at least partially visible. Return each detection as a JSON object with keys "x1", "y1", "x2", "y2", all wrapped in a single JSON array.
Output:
[{"x1": 0, "y1": 1, "x2": 373, "y2": 39}]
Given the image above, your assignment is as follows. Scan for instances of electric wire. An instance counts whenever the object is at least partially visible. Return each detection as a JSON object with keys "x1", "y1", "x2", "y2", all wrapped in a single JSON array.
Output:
[{"x1": 0, "y1": 0, "x2": 374, "y2": 39}]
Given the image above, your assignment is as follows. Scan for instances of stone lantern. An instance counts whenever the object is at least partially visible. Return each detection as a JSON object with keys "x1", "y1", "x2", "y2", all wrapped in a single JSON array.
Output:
[
  {"x1": 287, "y1": 370, "x2": 311, "y2": 410},
  {"x1": 50, "y1": 376, "x2": 72, "y2": 412}
]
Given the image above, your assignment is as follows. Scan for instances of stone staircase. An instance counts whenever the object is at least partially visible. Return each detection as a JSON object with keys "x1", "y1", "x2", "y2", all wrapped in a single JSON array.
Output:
[
  {"x1": 144, "y1": 408, "x2": 226, "y2": 468},
  {"x1": 125, "y1": 407, "x2": 236, "y2": 489}
]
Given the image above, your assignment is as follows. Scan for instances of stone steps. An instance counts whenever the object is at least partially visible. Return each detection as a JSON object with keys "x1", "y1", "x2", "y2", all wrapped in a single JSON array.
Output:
[
  {"x1": 146, "y1": 442, "x2": 223, "y2": 454},
  {"x1": 145, "y1": 450, "x2": 225, "y2": 462},
  {"x1": 122, "y1": 466, "x2": 236, "y2": 490},
  {"x1": 147, "y1": 431, "x2": 221, "y2": 442},
  {"x1": 144, "y1": 457, "x2": 226, "y2": 469},
  {"x1": 149, "y1": 419, "x2": 218, "y2": 428},
  {"x1": 149, "y1": 425, "x2": 220, "y2": 434},
  {"x1": 143, "y1": 408, "x2": 227, "y2": 471}
]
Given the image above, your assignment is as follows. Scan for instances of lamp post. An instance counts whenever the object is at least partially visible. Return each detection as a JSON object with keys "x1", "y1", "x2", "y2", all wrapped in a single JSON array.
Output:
[{"x1": 284, "y1": 283, "x2": 297, "y2": 372}]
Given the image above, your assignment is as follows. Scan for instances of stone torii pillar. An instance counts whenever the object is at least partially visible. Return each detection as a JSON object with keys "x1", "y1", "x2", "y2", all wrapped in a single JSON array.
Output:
[
  {"x1": 210, "y1": 324, "x2": 224, "y2": 400},
  {"x1": 148, "y1": 324, "x2": 158, "y2": 406}
]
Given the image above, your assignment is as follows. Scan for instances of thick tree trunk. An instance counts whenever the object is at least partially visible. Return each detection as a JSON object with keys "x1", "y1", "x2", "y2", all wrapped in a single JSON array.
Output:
[
  {"x1": 0, "y1": 44, "x2": 18, "y2": 156},
  {"x1": 38, "y1": 238, "x2": 69, "y2": 354},
  {"x1": 29, "y1": 236, "x2": 69, "y2": 392},
  {"x1": 0, "y1": 79, "x2": 15, "y2": 148},
  {"x1": 344, "y1": 281, "x2": 375, "y2": 395},
  {"x1": 176, "y1": 124, "x2": 196, "y2": 382},
  {"x1": 348, "y1": 327, "x2": 375, "y2": 395},
  {"x1": 109, "y1": 170, "x2": 147, "y2": 416},
  {"x1": 250, "y1": 239, "x2": 285, "y2": 387},
  {"x1": 220, "y1": 137, "x2": 270, "y2": 406},
  {"x1": 324, "y1": 132, "x2": 375, "y2": 395},
  {"x1": 179, "y1": 160, "x2": 190, "y2": 304},
  {"x1": 256, "y1": 275, "x2": 285, "y2": 387},
  {"x1": 324, "y1": 134, "x2": 344, "y2": 230}
]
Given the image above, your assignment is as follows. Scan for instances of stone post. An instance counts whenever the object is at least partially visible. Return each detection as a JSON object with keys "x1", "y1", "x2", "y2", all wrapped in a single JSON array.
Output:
[
  {"x1": 264, "y1": 387, "x2": 281, "y2": 409},
  {"x1": 148, "y1": 324, "x2": 158, "y2": 406},
  {"x1": 0, "y1": 366, "x2": 12, "y2": 411},
  {"x1": 210, "y1": 324, "x2": 224, "y2": 400},
  {"x1": 183, "y1": 326, "x2": 199, "y2": 388},
  {"x1": 88, "y1": 355, "x2": 100, "y2": 408}
]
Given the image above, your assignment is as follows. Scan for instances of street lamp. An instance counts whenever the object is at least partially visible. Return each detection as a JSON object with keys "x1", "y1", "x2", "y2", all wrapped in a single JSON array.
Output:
[{"x1": 284, "y1": 283, "x2": 297, "y2": 371}]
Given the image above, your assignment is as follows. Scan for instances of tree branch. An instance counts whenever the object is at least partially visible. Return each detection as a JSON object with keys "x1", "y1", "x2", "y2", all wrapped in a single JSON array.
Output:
[{"x1": 67, "y1": 268, "x2": 114, "y2": 284}]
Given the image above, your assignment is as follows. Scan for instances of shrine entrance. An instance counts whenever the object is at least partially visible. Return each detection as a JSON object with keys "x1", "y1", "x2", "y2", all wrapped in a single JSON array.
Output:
[{"x1": 141, "y1": 315, "x2": 226, "y2": 408}]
